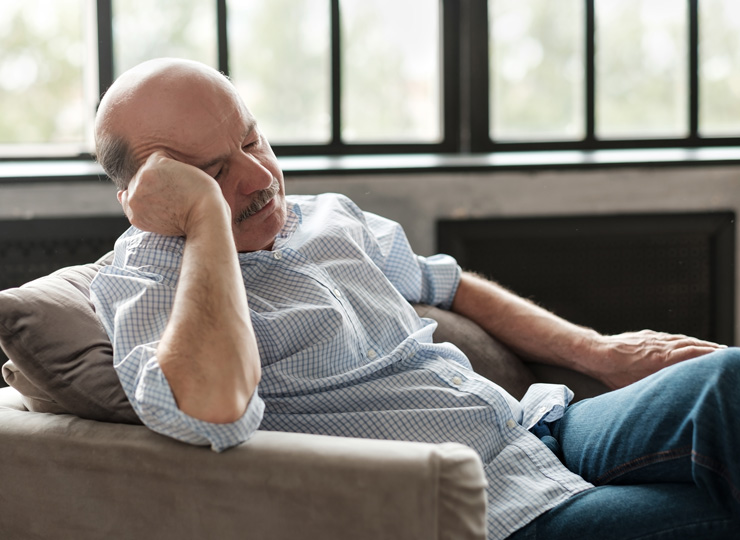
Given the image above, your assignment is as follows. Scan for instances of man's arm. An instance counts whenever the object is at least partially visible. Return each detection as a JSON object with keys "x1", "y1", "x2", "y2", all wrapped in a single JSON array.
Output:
[
  {"x1": 119, "y1": 151, "x2": 259, "y2": 424},
  {"x1": 451, "y1": 271, "x2": 725, "y2": 389}
]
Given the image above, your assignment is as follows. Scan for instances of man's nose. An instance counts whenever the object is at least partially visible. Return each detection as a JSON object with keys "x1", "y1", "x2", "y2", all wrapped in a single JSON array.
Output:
[{"x1": 232, "y1": 152, "x2": 274, "y2": 194}]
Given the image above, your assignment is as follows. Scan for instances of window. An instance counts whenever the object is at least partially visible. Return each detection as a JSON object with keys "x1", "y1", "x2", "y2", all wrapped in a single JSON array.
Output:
[
  {"x1": 112, "y1": 0, "x2": 218, "y2": 76},
  {"x1": 0, "y1": 0, "x2": 96, "y2": 156},
  {"x1": 699, "y1": 0, "x2": 740, "y2": 136},
  {"x1": 0, "y1": 0, "x2": 738, "y2": 162},
  {"x1": 340, "y1": 0, "x2": 441, "y2": 143},
  {"x1": 595, "y1": 0, "x2": 688, "y2": 139},
  {"x1": 227, "y1": 0, "x2": 331, "y2": 144},
  {"x1": 489, "y1": 0, "x2": 584, "y2": 141}
]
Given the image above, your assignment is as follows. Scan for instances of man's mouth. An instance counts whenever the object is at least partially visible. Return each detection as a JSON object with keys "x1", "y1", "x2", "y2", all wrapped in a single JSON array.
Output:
[{"x1": 234, "y1": 178, "x2": 280, "y2": 225}]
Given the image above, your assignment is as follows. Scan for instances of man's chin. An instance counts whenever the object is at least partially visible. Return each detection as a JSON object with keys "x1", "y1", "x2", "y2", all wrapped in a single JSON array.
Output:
[{"x1": 233, "y1": 197, "x2": 286, "y2": 252}]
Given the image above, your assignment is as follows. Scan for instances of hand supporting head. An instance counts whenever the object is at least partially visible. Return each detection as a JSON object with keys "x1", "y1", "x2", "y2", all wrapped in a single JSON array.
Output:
[{"x1": 95, "y1": 58, "x2": 287, "y2": 252}]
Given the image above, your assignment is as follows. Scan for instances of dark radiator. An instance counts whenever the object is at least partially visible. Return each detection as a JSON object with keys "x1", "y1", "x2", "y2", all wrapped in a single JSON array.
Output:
[
  {"x1": 0, "y1": 215, "x2": 130, "y2": 290},
  {"x1": 0, "y1": 215, "x2": 131, "y2": 378},
  {"x1": 438, "y1": 212, "x2": 736, "y2": 346}
]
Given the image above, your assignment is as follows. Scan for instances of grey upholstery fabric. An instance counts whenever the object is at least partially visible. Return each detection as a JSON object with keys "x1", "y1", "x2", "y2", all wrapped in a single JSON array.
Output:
[
  {"x1": 414, "y1": 305, "x2": 609, "y2": 401},
  {"x1": 0, "y1": 386, "x2": 487, "y2": 540},
  {"x1": 414, "y1": 304, "x2": 537, "y2": 400}
]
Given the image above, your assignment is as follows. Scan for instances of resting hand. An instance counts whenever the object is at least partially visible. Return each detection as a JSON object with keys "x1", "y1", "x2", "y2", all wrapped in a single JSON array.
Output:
[
  {"x1": 118, "y1": 151, "x2": 228, "y2": 236},
  {"x1": 584, "y1": 329, "x2": 726, "y2": 389}
]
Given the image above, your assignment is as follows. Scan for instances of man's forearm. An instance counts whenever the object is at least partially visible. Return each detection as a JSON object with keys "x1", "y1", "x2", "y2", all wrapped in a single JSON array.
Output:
[
  {"x1": 157, "y1": 210, "x2": 260, "y2": 424},
  {"x1": 451, "y1": 272, "x2": 598, "y2": 372},
  {"x1": 450, "y1": 271, "x2": 726, "y2": 388}
]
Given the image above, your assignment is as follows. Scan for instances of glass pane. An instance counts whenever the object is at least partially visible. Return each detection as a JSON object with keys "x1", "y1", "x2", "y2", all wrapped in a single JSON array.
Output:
[
  {"x1": 228, "y1": 0, "x2": 330, "y2": 144},
  {"x1": 595, "y1": 0, "x2": 687, "y2": 139},
  {"x1": 489, "y1": 0, "x2": 584, "y2": 141},
  {"x1": 0, "y1": 0, "x2": 93, "y2": 148},
  {"x1": 699, "y1": 0, "x2": 740, "y2": 136},
  {"x1": 341, "y1": 0, "x2": 441, "y2": 143},
  {"x1": 113, "y1": 0, "x2": 217, "y2": 76}
]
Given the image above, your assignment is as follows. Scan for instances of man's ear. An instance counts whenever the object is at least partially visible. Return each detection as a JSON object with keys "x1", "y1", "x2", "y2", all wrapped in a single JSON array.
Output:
[{"x1": 117, "y1": 190, "x2": 125, "y2": 205}]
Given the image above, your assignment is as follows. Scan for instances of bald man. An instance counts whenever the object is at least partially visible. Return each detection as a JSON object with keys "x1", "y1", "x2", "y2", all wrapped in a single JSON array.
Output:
[{"x1": 91, "y1": 59, "x2": 739, "y2": 539}]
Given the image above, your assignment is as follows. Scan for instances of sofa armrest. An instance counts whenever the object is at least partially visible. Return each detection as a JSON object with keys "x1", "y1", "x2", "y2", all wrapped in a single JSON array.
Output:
[
  {"x1": 415, "y1": 304, "x2": 609, "y2": 401},
  {"x1": 0, "y1": 387, "x2": 487, "y2": 540}
]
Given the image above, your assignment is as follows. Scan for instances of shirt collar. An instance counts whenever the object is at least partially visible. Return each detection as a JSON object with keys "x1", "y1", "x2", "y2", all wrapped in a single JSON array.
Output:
[
  {"x1": 238, "y1": 201, "x2": 302, "y2": 261},
  {"x1": 275, "y1": 201, "x2": 302, "y2": 243}
]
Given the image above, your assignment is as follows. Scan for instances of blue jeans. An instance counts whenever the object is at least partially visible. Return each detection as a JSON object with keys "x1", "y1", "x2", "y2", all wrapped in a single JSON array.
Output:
[{"x1": 509, "y1": 348, "x2": 740, "y2": 539}]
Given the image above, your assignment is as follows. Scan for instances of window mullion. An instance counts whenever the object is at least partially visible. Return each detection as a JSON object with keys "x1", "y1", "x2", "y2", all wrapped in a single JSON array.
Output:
[
  {"x1": 585, "y1": 0, "x2": 595, "y2": 146},
  {"x1": 96, "y1": 0, "x2": 114, "y2": 96},
  {"x1": 467, "y1": 0, "x2": 489, "y2": 152},
  {"x1": 330, "y1": 0, "x2": 342, "y2": 148},
  {"x1": 688, "y1": 0, "x2": 699, "y2": 141},
  {"x1": 217, "y1": 0, "x2": 229, "y2": 75},
  {"x1": 442, "y1": 0, "x2": 463, "y2": 153}
]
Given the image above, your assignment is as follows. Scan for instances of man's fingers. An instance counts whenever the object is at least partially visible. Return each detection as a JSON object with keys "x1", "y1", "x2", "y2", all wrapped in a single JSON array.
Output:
[
  {"x1": 668, "y1": 333, "x2": 725, "y2": 347},
  {"x1": 667, "y1": 345, "x2": 725, "y2": 364}
]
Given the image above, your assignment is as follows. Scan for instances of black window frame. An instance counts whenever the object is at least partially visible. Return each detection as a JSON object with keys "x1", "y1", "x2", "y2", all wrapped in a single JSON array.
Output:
[{"x1": 6, "y1": 0, "x2": 740, "y2": 165}]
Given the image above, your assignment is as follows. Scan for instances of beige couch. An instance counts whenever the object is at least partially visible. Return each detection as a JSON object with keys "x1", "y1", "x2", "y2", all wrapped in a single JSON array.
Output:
[{"x1": 0, "y1": 260, "x2": 607, "y2": 540}]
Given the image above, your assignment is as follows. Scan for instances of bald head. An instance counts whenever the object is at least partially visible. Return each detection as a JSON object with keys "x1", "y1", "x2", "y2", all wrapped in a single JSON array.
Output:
[{"x1": 95, "y1": 59, "x2": 240, "y2": 190}]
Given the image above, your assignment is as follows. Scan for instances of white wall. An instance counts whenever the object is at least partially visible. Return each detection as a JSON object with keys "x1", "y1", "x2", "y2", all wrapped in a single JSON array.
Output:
[{"x1": 2, "y1": 164, "x2": 739, "y2": 335}]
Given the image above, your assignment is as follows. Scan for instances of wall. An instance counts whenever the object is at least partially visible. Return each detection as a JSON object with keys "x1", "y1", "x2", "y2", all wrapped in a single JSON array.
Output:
[{"x1": 1, "y1": 164, "x2": 739, "y2": 335}]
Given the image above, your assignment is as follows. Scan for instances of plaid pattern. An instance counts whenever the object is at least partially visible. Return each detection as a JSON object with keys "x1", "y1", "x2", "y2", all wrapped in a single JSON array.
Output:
[{"x1": 91, "y1": 193, "x2": 592, "y2": 539}]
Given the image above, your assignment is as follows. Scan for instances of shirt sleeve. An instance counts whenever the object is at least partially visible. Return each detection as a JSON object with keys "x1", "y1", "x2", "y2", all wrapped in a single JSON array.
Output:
[
  {"x1": 90, "y1": 228, "x2": 265, "y2": 452},
  {"x1": 358, "y1": 205, "x2": 461, "y2": 309}
]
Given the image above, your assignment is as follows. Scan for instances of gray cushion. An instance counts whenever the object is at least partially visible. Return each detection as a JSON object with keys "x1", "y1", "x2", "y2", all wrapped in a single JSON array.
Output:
[
  {"x1": 413, "y1": 304, "x2": 536, "y2": 400},
  {"x1": 0, "y1": 257, "x2": 140, "y2": 424}
]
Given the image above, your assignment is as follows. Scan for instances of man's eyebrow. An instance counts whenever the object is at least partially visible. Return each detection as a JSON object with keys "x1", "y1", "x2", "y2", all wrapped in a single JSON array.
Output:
[
  {"x1": 195, "y1": 155, "x2": 225, "y2": 171},
  {"x1": 194, "y1": 122, "x2": 257, "y2": 171}
]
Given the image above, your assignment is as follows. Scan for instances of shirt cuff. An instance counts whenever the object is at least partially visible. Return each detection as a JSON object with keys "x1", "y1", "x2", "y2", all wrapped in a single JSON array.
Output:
[
  {"x1": 123, "y1": 348, "x2": 265, "y2": 452},
  {"x1": 520, "y1": 383, "x2": 574, "y2": 431},
  {"x1": 418, "y1": 254, "x2": 462, "y2": 309}
]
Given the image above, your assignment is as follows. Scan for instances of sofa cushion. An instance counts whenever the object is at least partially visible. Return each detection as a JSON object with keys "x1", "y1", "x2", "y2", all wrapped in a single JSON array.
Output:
[
  {"x1": 0, "y1": 257, "x2": 141, "y2": 424},
  {"x1": 413, "y1": 304, "x2": 536, "y2": 400}
]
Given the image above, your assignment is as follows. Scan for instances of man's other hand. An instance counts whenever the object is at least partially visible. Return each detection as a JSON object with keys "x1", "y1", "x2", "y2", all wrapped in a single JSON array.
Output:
[{"x1": 584, "y1": 330, "x2": 727, "y2": 389}]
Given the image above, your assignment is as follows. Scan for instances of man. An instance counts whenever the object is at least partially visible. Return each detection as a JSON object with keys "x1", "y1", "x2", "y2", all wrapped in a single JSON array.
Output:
[{"x1": 91, "y1": 58, "x2": 739, "y2": 539}]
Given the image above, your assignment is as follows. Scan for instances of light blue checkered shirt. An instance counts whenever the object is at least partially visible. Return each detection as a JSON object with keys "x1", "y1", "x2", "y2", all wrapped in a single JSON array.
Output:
[{"x1": 91, "y1": 193, "x2": 592, "y2": 539}]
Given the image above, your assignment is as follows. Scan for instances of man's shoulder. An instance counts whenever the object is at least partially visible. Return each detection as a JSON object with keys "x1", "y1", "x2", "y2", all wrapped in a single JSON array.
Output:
[
  {"x1": 116, "y1": 227, "x2": 185, "y2": 252},
  {"x1": 110, "y1": 226, "x2": 185, "y2": 270}
]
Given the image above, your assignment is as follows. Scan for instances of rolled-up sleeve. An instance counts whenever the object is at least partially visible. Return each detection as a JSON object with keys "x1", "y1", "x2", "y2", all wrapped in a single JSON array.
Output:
[
  {"x1": 91, "y1": 229, "x2": 264, "y2": 452},
  {"x1": 361, "y1": 209, "x2": 461, "y2": 309}
]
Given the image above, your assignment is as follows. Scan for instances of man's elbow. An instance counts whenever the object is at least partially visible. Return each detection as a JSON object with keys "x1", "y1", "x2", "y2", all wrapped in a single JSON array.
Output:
[{"x1": 165, "y1": 359, "x2": 261, "y2": 424}]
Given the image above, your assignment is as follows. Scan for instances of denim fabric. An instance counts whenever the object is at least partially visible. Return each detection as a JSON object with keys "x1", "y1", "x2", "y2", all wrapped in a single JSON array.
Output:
[{"x1": 510, "y1": 348, "x2": 740, "y2": 539}]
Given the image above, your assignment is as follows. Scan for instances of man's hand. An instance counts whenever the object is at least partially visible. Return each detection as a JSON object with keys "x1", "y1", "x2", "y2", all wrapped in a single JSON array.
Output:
[
  {"x1": 582, "y1": 330, "x2": 726, "y2": 389},
  {"x1": 118, "y1": 151, "x2": 228, "y2": 236},
  {"x1": 116, "y1": 150, "x2": 260, "y2": 425}
]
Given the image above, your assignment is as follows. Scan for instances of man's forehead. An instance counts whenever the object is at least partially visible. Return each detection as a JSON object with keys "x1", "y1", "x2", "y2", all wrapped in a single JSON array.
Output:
[{"x1": 165, "y1": 116, "x2": 257, "y2": 170}]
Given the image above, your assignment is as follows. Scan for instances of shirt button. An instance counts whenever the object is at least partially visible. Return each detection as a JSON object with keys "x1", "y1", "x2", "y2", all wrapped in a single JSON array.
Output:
[
  {"x1": 506, "y1": 419, "x2": 517, "y2": 429},
  {"x1": 367, "y1": 349, "x2": 378, "y2": 359},
  {"x1": 333, "y1": 288, "x2": 342, "y2": 298},
  {"x1": 272, "y1": 251, "x2": 282, "y2": 260},
  {"x1": 539, "y1": 406, "x2": 548, "y2": 414},
  {"x1": 452, "y1": 376, "x2": 463, "y2": 386}
]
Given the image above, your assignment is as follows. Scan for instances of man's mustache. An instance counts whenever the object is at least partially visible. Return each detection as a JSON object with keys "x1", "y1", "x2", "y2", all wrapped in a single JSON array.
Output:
[{"x1": 234, "y1": 178, "x2": 280, "y2": 225}]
